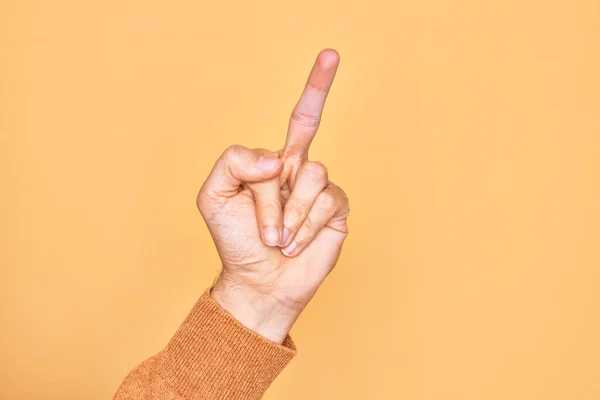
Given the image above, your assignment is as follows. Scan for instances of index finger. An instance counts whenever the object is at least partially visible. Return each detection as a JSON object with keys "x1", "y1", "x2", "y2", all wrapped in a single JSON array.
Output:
[{"x1": 282, "y1": 49, "x2": 340, "y2": 158}]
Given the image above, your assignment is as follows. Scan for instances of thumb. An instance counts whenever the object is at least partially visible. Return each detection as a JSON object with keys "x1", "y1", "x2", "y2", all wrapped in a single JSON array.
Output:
[{"x1": 199, "y1": 145, "x2": 283, "y2": 202}]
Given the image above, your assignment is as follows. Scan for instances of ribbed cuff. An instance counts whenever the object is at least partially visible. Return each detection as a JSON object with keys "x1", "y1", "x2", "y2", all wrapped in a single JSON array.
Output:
[{"x1": 157, "y1": 289, "x2": 296, "y2": 399}]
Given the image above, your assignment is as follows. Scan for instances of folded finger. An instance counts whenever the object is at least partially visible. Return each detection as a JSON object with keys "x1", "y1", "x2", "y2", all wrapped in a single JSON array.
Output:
[
  {"x1": 247, "y1": 178, "x2": 283, "y2": 247},
  {"x1": 281, "y1": 183, "x2": 349, "y2": 257},
  {"x1": 281, "y1": 161, "x2": 329, "y2": 247}
]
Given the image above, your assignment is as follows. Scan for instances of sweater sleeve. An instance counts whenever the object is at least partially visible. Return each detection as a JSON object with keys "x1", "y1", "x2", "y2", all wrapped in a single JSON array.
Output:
[{"x1": 113, "y1": 289, "x2": 297, "y2": 400}]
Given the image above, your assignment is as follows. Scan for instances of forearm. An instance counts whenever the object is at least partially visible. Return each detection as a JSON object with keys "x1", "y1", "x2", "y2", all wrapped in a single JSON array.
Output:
[{"x1": 113, "y1": 288, "x2": 296, "y2": 400}]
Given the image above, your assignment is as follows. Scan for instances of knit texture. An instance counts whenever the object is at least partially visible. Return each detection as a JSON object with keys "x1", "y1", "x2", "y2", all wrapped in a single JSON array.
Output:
[{"x1": 114, "y1": 289, "x2": 297, "y2": 399}]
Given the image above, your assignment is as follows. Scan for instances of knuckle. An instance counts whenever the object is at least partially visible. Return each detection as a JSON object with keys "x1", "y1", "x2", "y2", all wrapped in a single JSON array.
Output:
[
  {"x1": 302, "y1": 161, "x2": 328, "y2": 182},
  {"x1": 318, "y1": 191, "x2": 337, "y2": 211},
  {"x1": 291, "y1": 109, "x2": 320, "y2": 128},
  {"x1": 284, "y1": 152, "x2": 302, "y2": 163},
  {"x1": 338, "y1": 188, "x2": 350, "y2": 211},
  {"x1": 223, "y1": 144, "x2": 246, "y2": 161},
  {"x1": 330, "y1": 183, "x2": 350, "y2": 213}
]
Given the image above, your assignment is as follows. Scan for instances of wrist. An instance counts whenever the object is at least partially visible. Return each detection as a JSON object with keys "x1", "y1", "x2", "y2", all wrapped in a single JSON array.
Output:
[{"x1": 210, "y1": 275, "x2": 302, "y2": 344}]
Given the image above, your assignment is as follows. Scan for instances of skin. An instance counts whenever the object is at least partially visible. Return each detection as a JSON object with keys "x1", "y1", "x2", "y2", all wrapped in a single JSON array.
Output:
[{"x1": 197, "y1": 49, "x2": 349, "y2": 344}]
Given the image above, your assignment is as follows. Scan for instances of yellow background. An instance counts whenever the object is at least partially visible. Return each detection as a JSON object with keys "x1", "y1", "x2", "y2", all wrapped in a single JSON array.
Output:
[{"x1": 1, "y1": 1, "x2": 599, "y2": 399}]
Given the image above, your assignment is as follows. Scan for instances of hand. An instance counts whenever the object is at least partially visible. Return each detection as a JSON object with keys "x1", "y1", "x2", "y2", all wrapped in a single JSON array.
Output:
[{"x1": 197, "y1": 49, "x2": 349, "y2": 343}]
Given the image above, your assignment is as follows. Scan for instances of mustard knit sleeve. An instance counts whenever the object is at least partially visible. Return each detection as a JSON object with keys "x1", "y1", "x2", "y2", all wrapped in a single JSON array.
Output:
[{"x1": 113, "y1": 289, "x2": 297, "y2": 400}]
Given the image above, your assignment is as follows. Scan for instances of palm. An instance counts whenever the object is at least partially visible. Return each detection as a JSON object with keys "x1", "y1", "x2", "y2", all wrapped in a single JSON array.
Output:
[{"x1": 211, "y1": 177, "x2": 346, "y2": 305}]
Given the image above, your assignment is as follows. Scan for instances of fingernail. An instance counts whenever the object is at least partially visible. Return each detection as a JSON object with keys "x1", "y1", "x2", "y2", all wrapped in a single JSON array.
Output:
[
  {"x1": 257, "y1": 156, "x2": 282, "y2": 171},
  {"x1": 263, "y1": 227, "x2": 281, "y2": 247},
  {"x1": 281, "y1": 241, "x2": 297, "y2": 257},
  {"x1": 280, "y1": 228, "x2": 291, "y2": 247}
]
